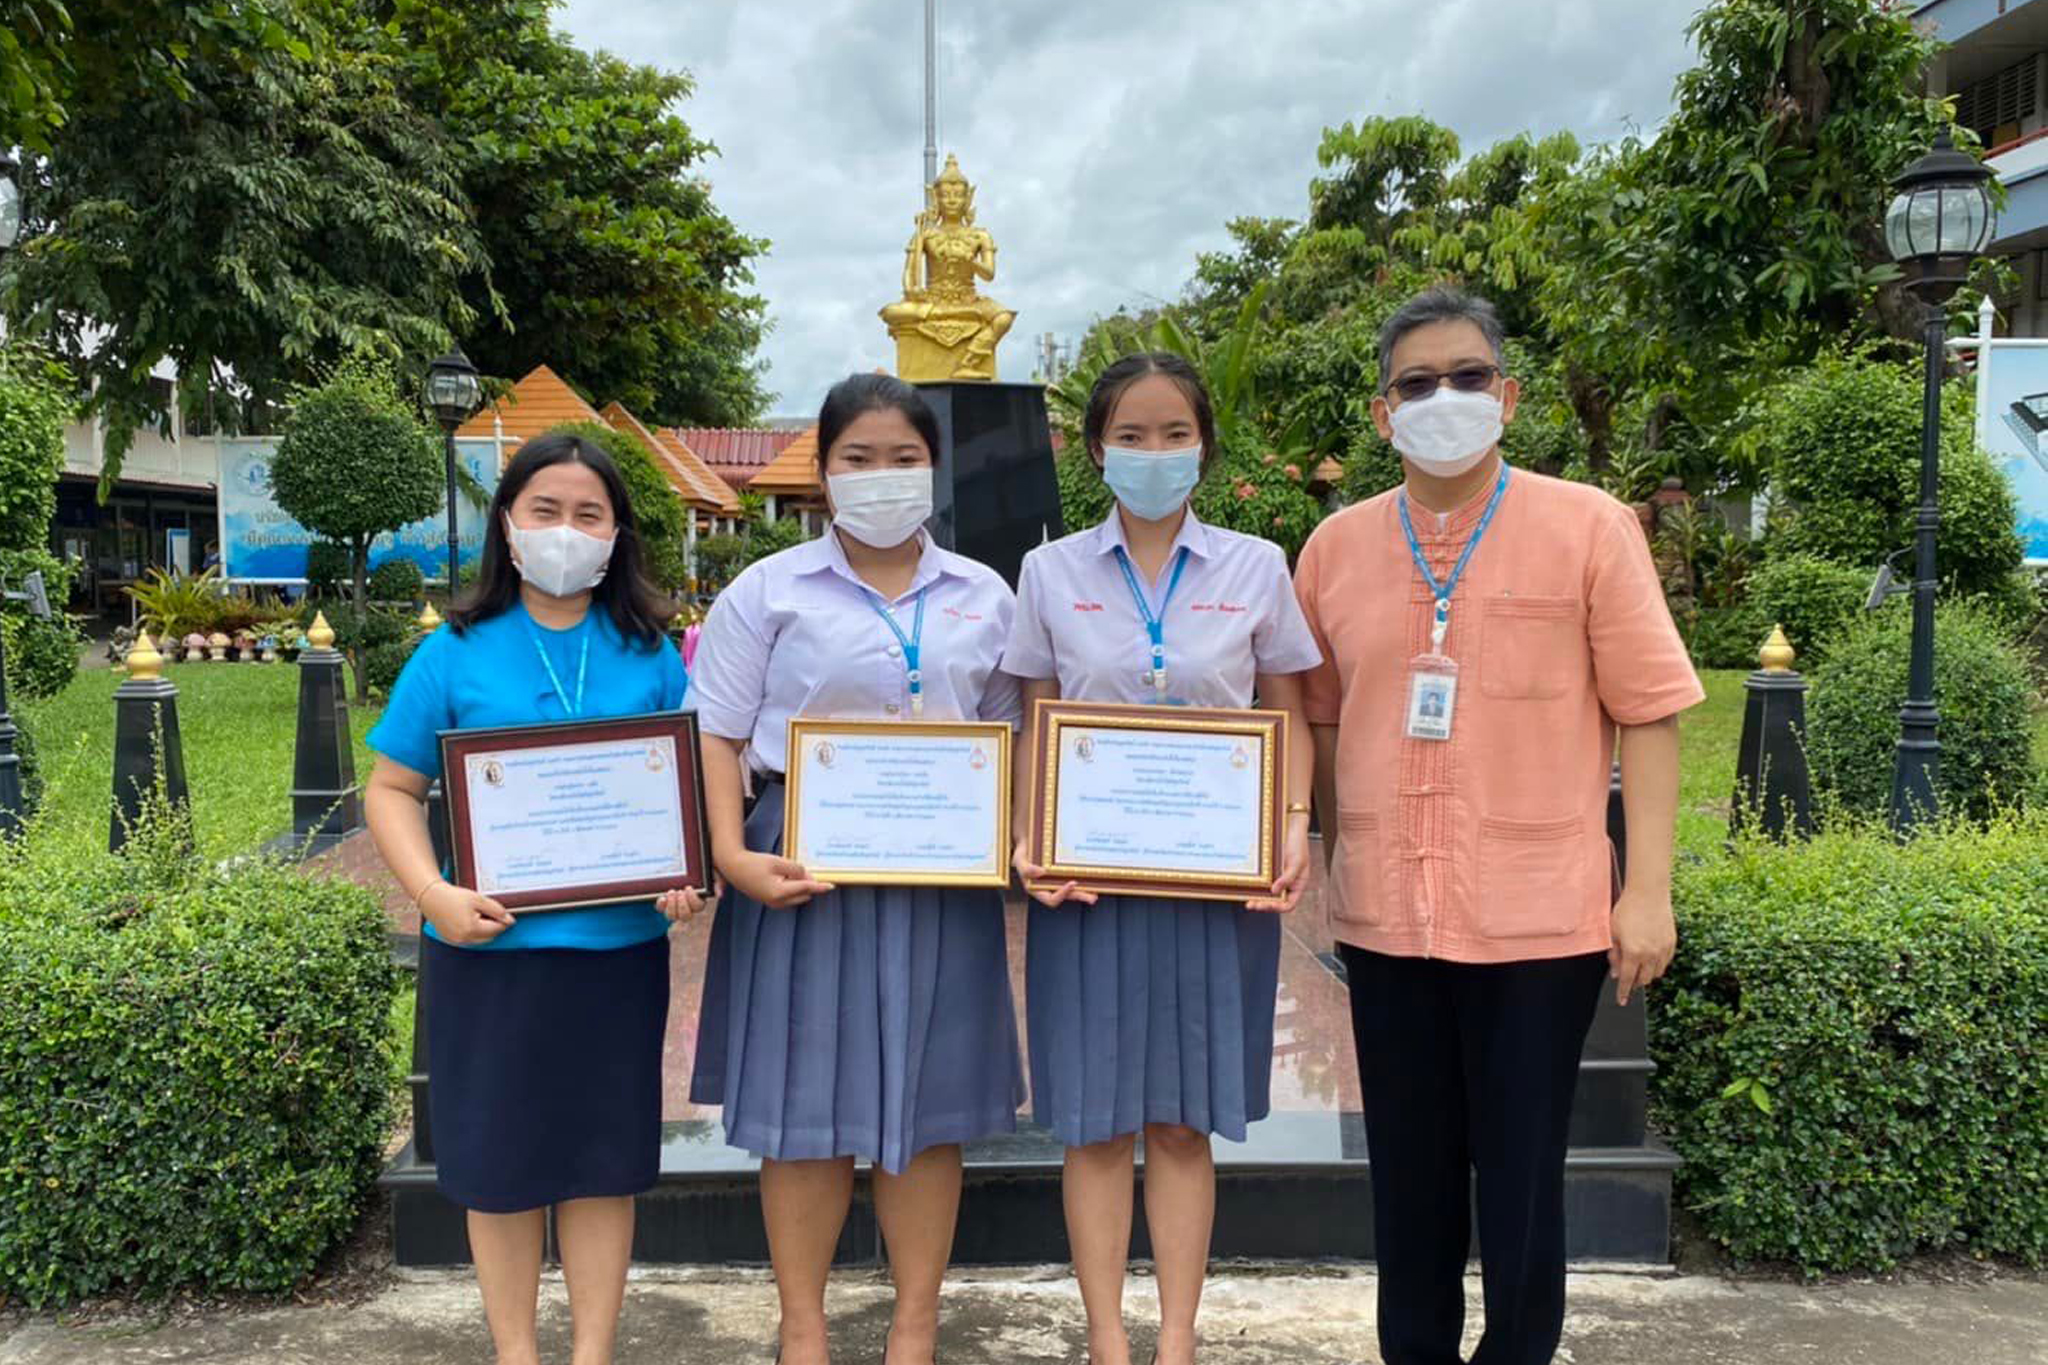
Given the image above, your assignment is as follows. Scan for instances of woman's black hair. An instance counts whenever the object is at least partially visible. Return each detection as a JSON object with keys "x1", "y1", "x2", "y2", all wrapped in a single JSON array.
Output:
[
  {"x1": 1083, "y1": 351, "x2": 1219, "y2": 475},
  {"x1": 814, "y1": 373, "x2": 942, "y2": 473},
  {"x1": 447, "y1": 432, "x2": 675, "y2": 647}
]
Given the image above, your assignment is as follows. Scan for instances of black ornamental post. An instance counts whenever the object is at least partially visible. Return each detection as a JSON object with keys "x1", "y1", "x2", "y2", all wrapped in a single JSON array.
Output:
[{"x1": 290, "y1": 610, "x2": 361, "y2": 852}]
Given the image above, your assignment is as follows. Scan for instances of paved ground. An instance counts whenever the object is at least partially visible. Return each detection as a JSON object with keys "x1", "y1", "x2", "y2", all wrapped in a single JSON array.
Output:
[{"x1": 3, "y1": 1268, "x2": 2044, "y2": 1364}]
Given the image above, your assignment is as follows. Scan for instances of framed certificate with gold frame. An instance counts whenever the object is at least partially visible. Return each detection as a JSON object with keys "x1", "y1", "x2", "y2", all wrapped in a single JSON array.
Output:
[
  {"x1": 1026, "y1": 699, "x2": 1286, "y2": 903},
  {"x1": 783, "y1": 718, "x2": 1013, "y2": 887}
]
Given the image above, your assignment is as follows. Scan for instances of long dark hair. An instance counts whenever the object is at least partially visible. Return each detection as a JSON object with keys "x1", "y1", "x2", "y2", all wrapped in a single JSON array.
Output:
[
  {"x1": 814, "y1": 373, "x2": 942, "y2": 472},
  {"x1": 447, "y1": 432, "x2": 675, "y2": 647},
  {"x1": 1083, "y1": 351, "x2": 1219, "y2": 474}
]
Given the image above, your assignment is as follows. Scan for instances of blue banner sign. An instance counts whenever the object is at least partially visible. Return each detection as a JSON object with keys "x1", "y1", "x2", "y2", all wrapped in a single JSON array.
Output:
[{"x1": 217, "y1": 437, "x2": 502, "y2": 583}]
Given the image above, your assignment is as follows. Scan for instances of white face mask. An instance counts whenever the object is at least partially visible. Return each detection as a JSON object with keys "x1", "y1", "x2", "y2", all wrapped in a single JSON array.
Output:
[
  {"x1": 828, "y1": 468, "x2": 933, "y2": 548},
  {"x1": 504, "y1": 515, "x2": 616, "y2": 597},
  {"x1": 1388, "y1": 388, "x2": 1504, "y2": 477}
]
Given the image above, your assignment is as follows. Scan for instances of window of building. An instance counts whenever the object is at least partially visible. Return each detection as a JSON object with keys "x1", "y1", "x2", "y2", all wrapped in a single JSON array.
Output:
[{"x1": 1957, "y1": 55, "x2": 2040, "y2": 150}]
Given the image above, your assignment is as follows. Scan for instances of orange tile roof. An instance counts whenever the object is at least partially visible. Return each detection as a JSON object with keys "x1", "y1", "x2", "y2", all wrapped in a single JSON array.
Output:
[
  {"x1": 455, "y1": 364, "x2": 601, "y2": 441},
  {"x1": 598, "y1": 402, "x2": 739, "y2": 515},
  {"x1": 747, "y1": 426, "x2": 824, "y2": 496},
  {"x1": 650, "y1": 426, "x2": 742, "y2": 516},
  {"x1": 669, "y1": 427, "x2": 805, "y2": 489}
]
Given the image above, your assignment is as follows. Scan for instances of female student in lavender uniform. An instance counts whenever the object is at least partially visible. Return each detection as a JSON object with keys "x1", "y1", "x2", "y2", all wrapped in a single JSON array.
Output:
[
  {"x1": 1005, "y1": 353, "x2": 1322, "y2": 1365},
  {"x1": 688, "y1": 374, "x2": 1025, "y2": 1365},
  {"x1": 363, "y1": 433, "x2": 714, "y2": 1365}
]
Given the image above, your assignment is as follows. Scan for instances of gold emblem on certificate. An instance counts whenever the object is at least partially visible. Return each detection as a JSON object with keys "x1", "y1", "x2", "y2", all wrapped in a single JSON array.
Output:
[
  {"x1": 439, "y1": 713, "x2": 711, "y2": 911},
  {"x1": 783, "y1": 718, "x2": 1013, "y2": 887},
  {"x1": 1025, "y1": 699, "x2": 1286, "y2": 902}
]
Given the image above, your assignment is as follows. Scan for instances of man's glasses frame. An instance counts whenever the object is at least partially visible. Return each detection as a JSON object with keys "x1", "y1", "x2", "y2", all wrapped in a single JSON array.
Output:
[{"x1": 1383, "y1": 364, "x2": 1503, "y2": 405}]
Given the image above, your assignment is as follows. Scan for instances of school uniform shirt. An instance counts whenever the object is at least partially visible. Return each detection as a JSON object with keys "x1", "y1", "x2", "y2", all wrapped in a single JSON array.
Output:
[
  {"x1": 367, "y1": 600, "x2": 689, "y2": 953},
  {"x1": 1293, "y1": 469, "x2": 1705, "y2": 965},
  {"x1": 689, "y1": 529, "x2": 1023, "y2": 774},
  {"x1": 1003, "y1": 507, "x2": 1323, "y2": 707}
]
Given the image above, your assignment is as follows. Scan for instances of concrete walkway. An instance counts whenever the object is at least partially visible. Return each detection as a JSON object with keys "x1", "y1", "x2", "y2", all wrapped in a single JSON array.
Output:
[{"x1": 3, "y1": 1268, "x2": 2043, "y2": 1364}]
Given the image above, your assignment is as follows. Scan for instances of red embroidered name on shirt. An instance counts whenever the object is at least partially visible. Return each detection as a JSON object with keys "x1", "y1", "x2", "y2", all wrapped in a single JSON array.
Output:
[
  {"x1": 1190, "y1": 602, "x2": 1249, "y2": 613},
  {"x1": 941, "y1": 606, "x2": 984, "y2": 622},
  {"x1": 1072, "y1": 602, "x2": 1105, "y2": 612}
]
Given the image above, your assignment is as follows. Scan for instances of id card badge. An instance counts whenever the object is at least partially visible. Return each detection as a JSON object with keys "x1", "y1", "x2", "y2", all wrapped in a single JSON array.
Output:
[{"x1": 1405, "y1": 653, "x2": 1459, "y2": 742}]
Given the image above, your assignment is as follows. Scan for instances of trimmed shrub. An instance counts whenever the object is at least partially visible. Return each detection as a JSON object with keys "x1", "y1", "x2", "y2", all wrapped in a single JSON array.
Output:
[
  {"x1": 1806, "y1": 607, "x2": 2037, "y2": 821},
  {"x1": 363, "y1": 633, "x2": 423, "y2": 697},
  {"x1": 0, "y1": 826, "x2": 397, "y2": 1307},
  {"x1": 1, "y1": 612, "x2": 83, "y2": 702},
  {"x1": 1653, "y1": 816, "x2": 2048, "y2": 1273},
  {"x1": 1744, "y1": 553, "x2": 1872, "y2": 665},
  {"x1": 1754, "y1": 351, "x2": 2024, "y2": 598},
  {"x1": 694, "y1": 532, "x2": 745, "y2": 593},
  {"x1": 367, "y1": 557, "x2": 425, "y2": 605},
  {"x1": 741, "y1": 514, "x2": 808, "y2": 570},
  {"x1": 1683, "y1": 603, "x2": 1767, "y2": 670},
  {"x1": 1191, "y1": 425, "x2": 1326, "y2": 560}
]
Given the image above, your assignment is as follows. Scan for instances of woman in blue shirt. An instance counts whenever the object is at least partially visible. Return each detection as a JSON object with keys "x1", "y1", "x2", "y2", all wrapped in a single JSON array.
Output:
[{"x1": 366, "y1": 432, "x2": 714, "y2": 1365}]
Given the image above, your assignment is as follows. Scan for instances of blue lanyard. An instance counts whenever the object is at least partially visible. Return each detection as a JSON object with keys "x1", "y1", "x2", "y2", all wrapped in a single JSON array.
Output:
[
  {"x1": 1113, "y1": 545, "x2": 1190, "y2": 702},
  {"x1": 1397, "y1": 466, "x2": 1511, "y2": 653},
  {"x1": 865, "y1": 587, "x2": 928, "y2": 717},
  {"x1": 528, "y1": 621, "x2": 589, "y2": 717}
]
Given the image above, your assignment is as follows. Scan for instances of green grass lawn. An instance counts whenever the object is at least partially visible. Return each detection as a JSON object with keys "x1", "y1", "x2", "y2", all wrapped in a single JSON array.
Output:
[
  {"x1": 17, "y1": 660, "x2": 382, "y2": 861},
  {"x1": 1677, "y1": 669, "x2": 1747, "y2": 856}
]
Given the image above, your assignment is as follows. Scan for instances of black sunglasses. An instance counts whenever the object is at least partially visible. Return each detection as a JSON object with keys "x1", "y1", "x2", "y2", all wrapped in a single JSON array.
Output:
[{"x1": 1384, "y1": 364, "x2": 1502, "y2": 404}]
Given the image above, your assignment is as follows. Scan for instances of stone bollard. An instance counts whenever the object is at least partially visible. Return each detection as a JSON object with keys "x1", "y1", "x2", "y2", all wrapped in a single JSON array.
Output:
[
  {"x1": 1730, "y1": 624, "x2": 1815, "y2": 842},
  {"x1": 109, "y1": 632, "x2": 193, "y2": 852},
  {"x1": 289, "y1": 611, "x2": 362, "y2": 853}
]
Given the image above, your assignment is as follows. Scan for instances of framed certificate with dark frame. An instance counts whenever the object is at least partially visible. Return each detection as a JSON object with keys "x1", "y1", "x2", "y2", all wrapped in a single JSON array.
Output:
[
  {"x1": 1025, "y1": 699, "x2": 1286, "y2": 903},
  {"x1": 784, "y1": 718, "x2": 1012, "y2": 888},
  {"x1": 439, "y1": 712, "x2": 711, "y2": 911}
]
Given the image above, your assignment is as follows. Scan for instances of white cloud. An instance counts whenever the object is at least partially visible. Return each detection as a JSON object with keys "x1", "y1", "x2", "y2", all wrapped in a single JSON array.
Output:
[{"x1": 553, "y1": 0, "x2": 1696, "y2": 416}]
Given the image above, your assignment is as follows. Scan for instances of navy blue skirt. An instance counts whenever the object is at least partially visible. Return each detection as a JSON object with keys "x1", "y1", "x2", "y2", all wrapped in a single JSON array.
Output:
[
  {"x1": 423, "y1": 933, "x2": 670, "y2": 1213},
  {"x1": 1027, "y1": 894, "x2": 1281, "y2": 1148},
  {"x1": 690, "y1": 785, "x2": 1025, "y2": 1174}
]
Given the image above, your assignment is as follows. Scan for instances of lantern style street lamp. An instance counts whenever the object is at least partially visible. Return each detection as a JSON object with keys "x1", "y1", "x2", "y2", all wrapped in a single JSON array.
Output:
[
  {"x1": 424, "y1": 349, "x2": 483, "y2": 593},
  {"x1": 1882, "y1": 129, "x2": 1998, "y2": 833}
]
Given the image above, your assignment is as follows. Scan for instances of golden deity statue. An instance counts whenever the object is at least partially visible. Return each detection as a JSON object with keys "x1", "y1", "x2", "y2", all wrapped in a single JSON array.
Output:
[{"x1": 880, "y1": 154, "x2": 1015, "y2": 382}]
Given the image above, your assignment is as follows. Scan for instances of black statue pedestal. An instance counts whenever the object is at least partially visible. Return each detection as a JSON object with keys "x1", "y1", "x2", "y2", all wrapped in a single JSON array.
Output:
[
  {"x1": 109, "y1": 634, "x2": 191, "y2": 852},
  {"x1": 1731, "y1": 631, "x2": 1815, "y2": 842},
  {"x1": 289, "y1": 615, "x2": 362, "y2": 854},
  {"x1": 914, "y1": 381, "x2": 1065, "y2": 588}
]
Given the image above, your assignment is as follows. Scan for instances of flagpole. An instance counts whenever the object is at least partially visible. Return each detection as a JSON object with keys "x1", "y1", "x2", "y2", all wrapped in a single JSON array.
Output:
[{"x1": 923, "y1": 0, "x2": 937, "y2": 188}]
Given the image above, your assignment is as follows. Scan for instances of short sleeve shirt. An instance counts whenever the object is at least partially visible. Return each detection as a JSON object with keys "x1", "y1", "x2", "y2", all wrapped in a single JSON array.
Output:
[
  {"x1": 368, "y1": 601, "x2": 689, "y2": 952},
  {"x1": 689, "y1": 530, "x2": 1022, "y2": 775},
  {"x1": 1003, "y1": 509, "x2": 1322, "y2": 706},
  {"x1": 1293, "y1": 470, "x2": 1705, "y2": 964}
]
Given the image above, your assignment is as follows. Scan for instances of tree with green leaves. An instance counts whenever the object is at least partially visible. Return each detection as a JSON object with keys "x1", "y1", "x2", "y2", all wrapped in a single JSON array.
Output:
[
  {"x1": 386, "y1": 0, "x2": 772, "y2": 426},
  {"x1": 270, "y1": 355, "x2": 445, "y2": 697},
  {"x1": 4, "y1": 2, "x2": 495, "y2": 481}
]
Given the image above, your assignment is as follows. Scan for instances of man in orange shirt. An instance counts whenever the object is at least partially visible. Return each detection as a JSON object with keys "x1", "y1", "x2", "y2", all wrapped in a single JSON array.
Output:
[{"x1": 1294, "y1": 287, "x2": 1703, "y2": 1365}]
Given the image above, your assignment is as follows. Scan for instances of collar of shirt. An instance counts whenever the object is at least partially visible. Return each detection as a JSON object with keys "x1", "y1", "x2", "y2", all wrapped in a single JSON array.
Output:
[
  {"x1": 1403, "y1": 466, "x2": 1518, "y2": 544},
  {"x1": 792, "y1": 527, "x2": 957, "y2": 601},
  {"x1": 1087, "y1": 505, "x2": 1215, "y2": 564}
]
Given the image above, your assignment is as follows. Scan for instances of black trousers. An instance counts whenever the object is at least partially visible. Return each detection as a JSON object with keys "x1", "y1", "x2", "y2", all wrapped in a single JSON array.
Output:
[{"x1": 1340, "y1": 944, "x2": 1607, "y2": 1365}]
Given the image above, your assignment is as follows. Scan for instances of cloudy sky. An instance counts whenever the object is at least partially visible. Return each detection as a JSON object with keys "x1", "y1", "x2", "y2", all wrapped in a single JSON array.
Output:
[{"x1": 553, "y1": 1, "x2": 1700, "y2": 417}]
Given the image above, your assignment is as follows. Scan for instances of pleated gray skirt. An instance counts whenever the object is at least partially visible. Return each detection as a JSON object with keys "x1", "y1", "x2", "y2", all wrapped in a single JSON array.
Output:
[
  {"x1": 1027, "y1": 894, "x2": 1281, "y2": 1149},
  {"x1": 689, "y1": 785, "x2": 1026, "y2": 1174}
]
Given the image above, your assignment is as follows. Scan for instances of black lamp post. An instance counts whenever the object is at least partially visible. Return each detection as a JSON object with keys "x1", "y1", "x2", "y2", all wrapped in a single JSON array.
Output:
[
  {"x1": 1881, "y1": 129, "x2": 1999, "y2": 833},
  {"x1": 0, "y1": 156, "x2": 27, "y2": 835},
  {"x1": 424, "y1": 349, "x2": 483, "y2": 592}
]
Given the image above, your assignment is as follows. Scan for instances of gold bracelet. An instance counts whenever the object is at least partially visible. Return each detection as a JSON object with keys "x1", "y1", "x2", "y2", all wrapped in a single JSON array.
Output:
[{"x1": 1286, "y1": 802, "x2": 1312, "y2": 817}]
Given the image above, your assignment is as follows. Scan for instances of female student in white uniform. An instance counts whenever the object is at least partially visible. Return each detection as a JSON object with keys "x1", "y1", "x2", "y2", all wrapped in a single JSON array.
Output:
[
  {"x1": 1005, "y1": 353, "x2": 1322, "y2": 1365},
  {"x1": 688, "y1": 374, "x2": 1026, "y2": 1365}
]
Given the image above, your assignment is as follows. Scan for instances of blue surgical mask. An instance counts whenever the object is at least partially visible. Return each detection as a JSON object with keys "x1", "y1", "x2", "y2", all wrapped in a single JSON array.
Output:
[{"x1": 1102, "y1": 444, "x2": 1202, "y2": 521}]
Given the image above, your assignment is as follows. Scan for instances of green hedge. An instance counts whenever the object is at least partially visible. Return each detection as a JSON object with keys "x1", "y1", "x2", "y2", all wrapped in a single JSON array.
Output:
[
  {"x1": 367, "y1": 558, "x2": 425, "y2": 605},
  {"x1": 1654, "y1": 815, "x2": 2048, "y2": 1274},
  {"x1": 0, "y1": 828, "x2": 397, "y2": 1307},
  {"x1": 1743, "y1": 553, "x2": 1871, "y2": 665},
  {"x1": 1806, "y1": 607, "x2": 2038, "y2": 822}
]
